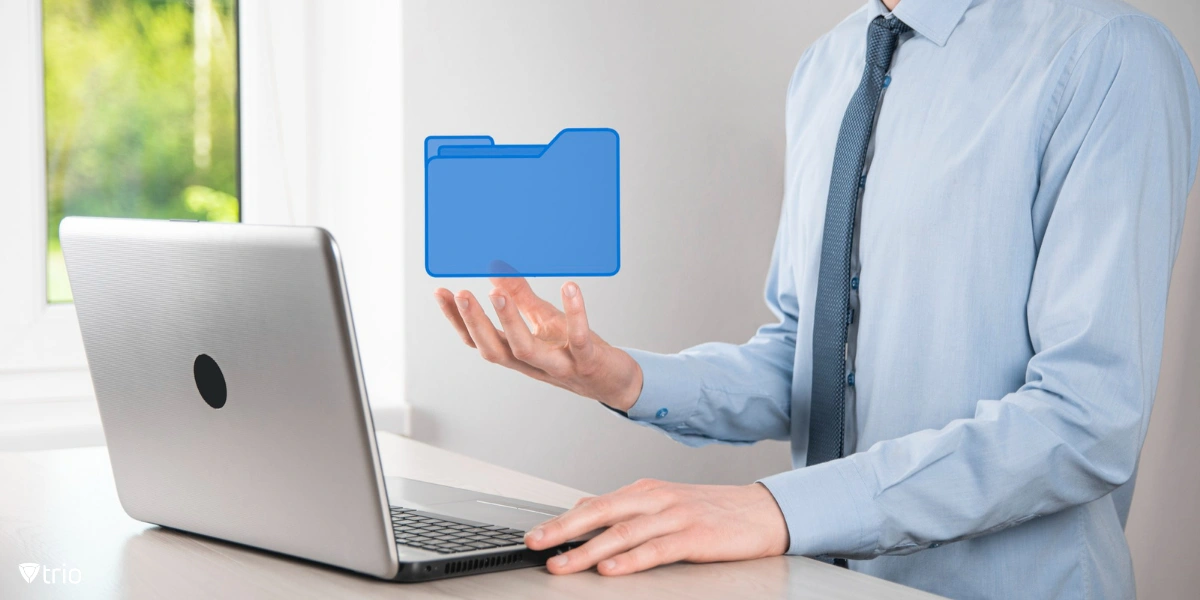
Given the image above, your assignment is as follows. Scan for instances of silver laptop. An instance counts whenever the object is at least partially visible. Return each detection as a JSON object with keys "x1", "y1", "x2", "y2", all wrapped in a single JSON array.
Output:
[{"x1": 60, "y1": 216, "x2": 585, "y2": 582}]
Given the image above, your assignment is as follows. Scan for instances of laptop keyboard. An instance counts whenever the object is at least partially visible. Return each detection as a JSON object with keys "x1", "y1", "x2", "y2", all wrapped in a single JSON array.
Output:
[{"x1": 390, "y1": 506, "x2": 527, "y2": 554}]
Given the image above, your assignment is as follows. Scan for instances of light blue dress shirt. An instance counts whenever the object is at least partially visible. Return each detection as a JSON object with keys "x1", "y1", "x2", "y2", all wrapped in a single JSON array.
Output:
[{"x1": 620, "y1": 0, "x2": 1200, "y2": 597}]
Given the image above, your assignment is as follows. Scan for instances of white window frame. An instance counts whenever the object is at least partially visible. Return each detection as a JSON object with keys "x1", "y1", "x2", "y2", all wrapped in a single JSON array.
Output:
[
  {"x1": 0, "y1": 0, "x2": 408, "y2": 448},
  {"x1": 0, "y1": 0, "x2": 90, "y2": 403}
]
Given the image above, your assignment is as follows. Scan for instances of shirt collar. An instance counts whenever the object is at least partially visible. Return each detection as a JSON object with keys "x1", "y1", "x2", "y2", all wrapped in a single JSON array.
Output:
[{"x1": 864, "y1": 0, "x2": 972, "y2": 47}]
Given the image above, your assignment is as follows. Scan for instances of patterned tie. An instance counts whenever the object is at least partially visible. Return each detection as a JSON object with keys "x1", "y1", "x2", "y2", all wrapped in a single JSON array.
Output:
[{"x1": 807, "y1": 16, "x2": 910, "y2": 469}]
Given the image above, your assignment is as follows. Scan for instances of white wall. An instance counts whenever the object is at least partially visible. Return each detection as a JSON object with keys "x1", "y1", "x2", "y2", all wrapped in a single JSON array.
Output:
[
  {"x1": 402, "y1": 1, "x2": 1199, "y2": 597},
  {"x1": 402, "y1": 0, "x2": 841, "y2": 494}
]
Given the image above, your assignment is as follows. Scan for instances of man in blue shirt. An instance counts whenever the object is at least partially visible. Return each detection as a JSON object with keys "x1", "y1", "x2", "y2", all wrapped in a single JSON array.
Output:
[{"x1": 433, "y1": 0, "x2": 1200, "y2": 597}]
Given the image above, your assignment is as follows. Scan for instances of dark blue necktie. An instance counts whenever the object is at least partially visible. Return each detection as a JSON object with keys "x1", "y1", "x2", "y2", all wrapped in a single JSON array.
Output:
[{"x1": 808, "y1": 16, "x2": 910, "y2": 468}]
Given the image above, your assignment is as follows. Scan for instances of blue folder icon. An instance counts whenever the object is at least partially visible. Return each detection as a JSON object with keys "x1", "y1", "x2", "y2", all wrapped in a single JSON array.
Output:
[{"x1": 424, "y1": 128, "x2": 620, "y2": 277}]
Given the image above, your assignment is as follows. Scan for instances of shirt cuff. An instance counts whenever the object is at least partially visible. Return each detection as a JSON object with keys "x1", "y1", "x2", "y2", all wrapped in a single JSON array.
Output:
[
  {"x1": 758, "y1": 457, "x2": 884, "y2": 558},
  {"x1": 618, "y1": 348, "x2": 704, "y2": 426}
]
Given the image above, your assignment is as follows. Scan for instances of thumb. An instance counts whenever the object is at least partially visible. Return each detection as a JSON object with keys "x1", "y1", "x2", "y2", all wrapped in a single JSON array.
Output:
[{"x1": 561, "y1": 282, "x2": 595, "y2": 363}]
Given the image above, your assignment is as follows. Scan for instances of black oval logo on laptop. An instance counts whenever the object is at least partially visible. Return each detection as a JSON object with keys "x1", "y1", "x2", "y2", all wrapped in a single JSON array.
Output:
[{"x1": 193, "y1": 354, "x2": 227, "y2": 409}]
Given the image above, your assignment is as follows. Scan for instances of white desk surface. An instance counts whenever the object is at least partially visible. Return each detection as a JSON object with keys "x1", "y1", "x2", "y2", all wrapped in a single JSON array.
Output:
[{"x1": 0, "y1": 432, "x2": 943, "y2": 599}]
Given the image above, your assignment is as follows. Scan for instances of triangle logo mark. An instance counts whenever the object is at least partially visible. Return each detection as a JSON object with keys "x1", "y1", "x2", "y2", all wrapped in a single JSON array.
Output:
[{"x1": 18, "y1": 563, "x2": 40, "y2": 584}]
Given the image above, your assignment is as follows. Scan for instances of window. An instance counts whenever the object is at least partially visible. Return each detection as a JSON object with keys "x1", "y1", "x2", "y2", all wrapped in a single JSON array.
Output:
[
  {"x1": 43, "y1": 0, "x2": 240, "y2": 303},
  {"x1": 1, "y1": 0, "x2": 407, "y2": 446}
]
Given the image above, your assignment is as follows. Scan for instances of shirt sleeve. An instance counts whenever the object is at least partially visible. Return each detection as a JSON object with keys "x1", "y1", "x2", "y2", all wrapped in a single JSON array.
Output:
[
  {"x1": 760, "y1": 16, "x2": 1200, "y2": 558},
  {"x1": 615, "y1": 195, "x2": 803, "y2": 447}
]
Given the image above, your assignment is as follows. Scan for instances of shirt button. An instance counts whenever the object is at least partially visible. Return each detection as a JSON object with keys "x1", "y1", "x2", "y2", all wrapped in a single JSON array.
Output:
[
  {"x1": 847, "y1": 372, "x2": 856, "y2": 387},
  {"x1": 655, "y1": 408, "x2": 669, "y2": 419},
  {"x1": 930, "y1": 542, "x2": 942, "y2": 549},
  {"x1": 883, "y1": 74, "x2": 892, "y2": 88},
  {"x1": 851, "y1": 276, "x2": 859, "y2": 290}
]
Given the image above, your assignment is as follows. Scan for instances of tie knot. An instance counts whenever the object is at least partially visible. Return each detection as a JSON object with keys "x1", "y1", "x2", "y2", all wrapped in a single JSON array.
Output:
[{"x1": 866, "y1": 16, "x2": 909, "y2": 69}]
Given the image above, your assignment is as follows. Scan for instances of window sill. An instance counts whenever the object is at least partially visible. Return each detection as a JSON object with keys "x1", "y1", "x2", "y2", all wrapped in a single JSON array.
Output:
[
  {"x1": 0, "y1": 398, "x2": 412, "y2": 452},
  {"x1": 0, "y1": 398, "x2": 105, "y2": 451}
]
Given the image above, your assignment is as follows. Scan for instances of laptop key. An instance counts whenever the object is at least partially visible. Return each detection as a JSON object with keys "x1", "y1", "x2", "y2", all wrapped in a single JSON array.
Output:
[{"x1": 390, "y1": 508, "x2": 533, "y2": 552}]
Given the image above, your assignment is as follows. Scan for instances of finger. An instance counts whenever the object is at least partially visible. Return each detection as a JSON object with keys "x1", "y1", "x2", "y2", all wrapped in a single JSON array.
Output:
[
  {"x1": 454, "y1": 291, "x2": 508, "y2": 361},
  {"x1": 489, "y1": 290, "x2": 572, "y2": 375},
  {"x1": 562, "y1": 282, "x2": 595, "y2": 363},
  {"x1": 597, "y1": 533, "x2": 693, "y2": 576},
  {"x1": 526, "y1": 490, "x2": 672, "y2": 550},
  {"x1": 434, "y1": 289, "x2": 475, "y2": 348},
  {"x1": 545, "y1": 511, "x2": 688, "y2": 575},
  {"x1": 451, "y1": 290, "x2": 525, "y2": 364},
  {"x1": 453, "y1": 291, "x2": 545, "y2": 377},
  {"x1": 490, "y1": 277, "x2": 562, "y2": 323}
]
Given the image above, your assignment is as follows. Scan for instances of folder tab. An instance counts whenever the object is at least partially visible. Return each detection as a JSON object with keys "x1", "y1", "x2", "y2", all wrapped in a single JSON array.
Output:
[{"x1": 424, "y1": 128, "x2": 620, "y2": 277}]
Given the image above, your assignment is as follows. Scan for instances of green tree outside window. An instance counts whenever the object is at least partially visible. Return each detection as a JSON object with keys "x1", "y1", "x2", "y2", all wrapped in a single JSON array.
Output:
[{"x1": 44, "y1": 0, "x2": 239, "y2": 302}]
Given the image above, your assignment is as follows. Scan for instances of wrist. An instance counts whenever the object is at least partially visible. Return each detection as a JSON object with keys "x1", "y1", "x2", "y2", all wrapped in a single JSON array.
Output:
[
  {"x1": 603, "y1": 353, "x2": 643, "y2": 412},
  {"x1": 752, "y1": 482, "x2": 790, "y2": 556}
]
